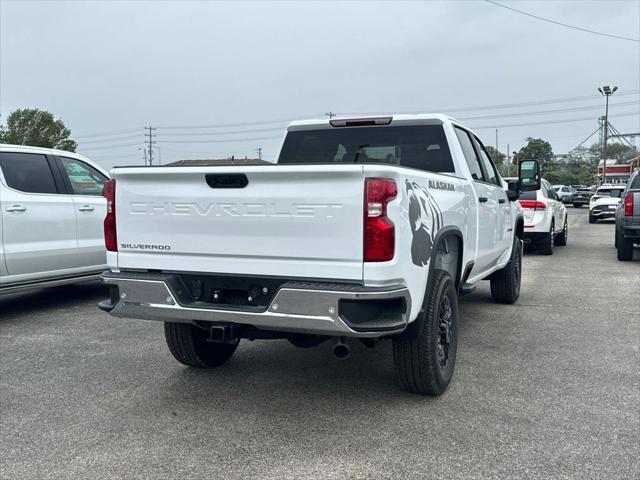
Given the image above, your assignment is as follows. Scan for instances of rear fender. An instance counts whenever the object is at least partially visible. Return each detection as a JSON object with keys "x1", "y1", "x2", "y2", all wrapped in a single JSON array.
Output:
[{"x1": 398, "y1": 226, "x2": 463, "y2": 341}]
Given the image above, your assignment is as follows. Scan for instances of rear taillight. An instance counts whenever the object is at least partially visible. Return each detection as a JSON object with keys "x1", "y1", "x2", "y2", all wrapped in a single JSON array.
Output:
[
  {"x1": 364, "y1": 178, "x2": 396, "y2": 262},
  {"x1": 103, "y1": 179, "x2": 117, "y2": 252},
  {"x1": 518, "y1": 200, "x2": 546, "y2": 210},
  {"x1": 624, "y1": 192, "x2": 634, "y2": 216}
]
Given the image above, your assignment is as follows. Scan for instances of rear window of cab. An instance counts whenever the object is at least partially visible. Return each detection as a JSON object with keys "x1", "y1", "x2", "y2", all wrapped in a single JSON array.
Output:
[{"x1": 278, "y1": 125, "x2": 456, "y2": 174}]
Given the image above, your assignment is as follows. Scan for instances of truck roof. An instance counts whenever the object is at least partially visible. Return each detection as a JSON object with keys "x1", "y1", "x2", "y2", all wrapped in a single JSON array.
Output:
[{"x1": 287, "y1": 113, "x2": 459, "y2": 130}]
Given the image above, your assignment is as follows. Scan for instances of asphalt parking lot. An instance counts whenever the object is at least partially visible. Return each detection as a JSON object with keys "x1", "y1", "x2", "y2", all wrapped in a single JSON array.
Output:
[{"x1": 1, "y1": 207, "x2": 638, "y2": 480}]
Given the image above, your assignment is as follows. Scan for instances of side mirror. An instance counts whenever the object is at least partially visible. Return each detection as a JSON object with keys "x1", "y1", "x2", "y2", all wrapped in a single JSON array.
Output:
[
  {"x1": 518, "y1": 160, "x2": 541, "y2": 192},
  {"x1": 506, "y1": 180, "x2": 520, "y2": 201}
]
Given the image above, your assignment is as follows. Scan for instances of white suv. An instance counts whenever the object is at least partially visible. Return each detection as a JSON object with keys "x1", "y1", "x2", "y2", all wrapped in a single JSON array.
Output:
[
  {"x1": 589, "y1": 185, "x2": 625, "y2": 223},
  {"x1": 517, "y1": 179, "x2": 568, "y2": 254},
  {"x1": 0, "y1": 144, "x2": 109, "y2": 294}
]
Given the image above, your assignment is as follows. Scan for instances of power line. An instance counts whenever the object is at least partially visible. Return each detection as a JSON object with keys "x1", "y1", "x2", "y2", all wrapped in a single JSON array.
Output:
[
  {"x1": 158, "y1": 125, "x2": 285, "y2": 137},
  {"x1": 74, "y1": 127, "x2": 143, "y2": 139},
  {"x1": 158, "y1": 134, "x2": 283, "y2": 145},
  {"x1": 484, "y1": 0, "x2": 640, "y2": 43},
  {"x1": 69, "y1": 91, "x2": 639, "y2": 139},
  {"x1": 78, "y1": 133, "x2": 144, "y2": 145},
  {"x1": 340, "y1": 91, "x2": 639, "y2": 117},
  {"x1": 471, "y1": 110, "x2": 639, "y2": 130},
  {"x1": 79, "y1": 142, "x2": 142, "y2": 151},
  {"x1": 157, "y1": 116, "x2": 318, "y2": 130},
  {"x1": 567, "y1": 126, "x2": 603, "y2": 154},
  {"x1": 458, "y1": 100, "x2": 638, "y2": 122}
]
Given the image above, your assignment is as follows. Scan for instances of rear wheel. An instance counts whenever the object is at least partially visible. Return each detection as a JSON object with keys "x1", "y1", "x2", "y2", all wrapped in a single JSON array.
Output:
[
  {"x1": 555, "y1": 217, "x2": 568, "y2": 246},
  {"x1": 164, "y1": 322, "x2": 239, "y2": 368},
  {"x1": 393, "y1": 270, "x2": 458, "y2": 396},
  {"x1": 539, "y1": 222, "x2": 554, "y2": 255},
  {"x1": 490, "y1": 235, "x2": 523, "y2": 304},
  {"x1": 616, "y1": 229, "x2": 634, "y2": 261}
]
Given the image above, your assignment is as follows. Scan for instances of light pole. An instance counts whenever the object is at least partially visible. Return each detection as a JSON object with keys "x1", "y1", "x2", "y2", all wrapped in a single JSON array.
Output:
[{"x1": 598, "y1": 85, "x2": 617, "y2": 184}]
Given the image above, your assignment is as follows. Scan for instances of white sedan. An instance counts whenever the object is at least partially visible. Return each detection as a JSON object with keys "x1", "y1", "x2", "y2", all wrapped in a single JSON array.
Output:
[
  {"x1": 517, "y1": 178, "x2": 568, "y2": 255},
  {"x1": 589, "y1": 185, "x2": 625, "y2": 223},
  {"x1": 0, "y1": 144, "x2": 109, "y2": 295}
]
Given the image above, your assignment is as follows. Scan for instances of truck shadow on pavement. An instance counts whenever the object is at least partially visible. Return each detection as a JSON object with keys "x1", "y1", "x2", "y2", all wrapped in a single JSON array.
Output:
[
  {"x1": 147, "y1": 305, "x2": 479, "y2": 410},
  {"x1": 0, "y1": 282, "x2": 108, "y2": 320}
]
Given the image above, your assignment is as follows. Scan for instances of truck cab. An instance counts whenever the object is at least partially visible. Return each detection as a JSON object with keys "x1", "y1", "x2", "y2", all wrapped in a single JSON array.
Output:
[{"x1": 0, "y1": 145, "x2": 109, "y2": 295}]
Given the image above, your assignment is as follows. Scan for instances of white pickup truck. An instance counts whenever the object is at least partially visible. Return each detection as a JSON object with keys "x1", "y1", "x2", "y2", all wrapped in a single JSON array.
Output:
[
  {"x1": 100, "y1": 114, "x2": 540, "y2": 395},
  {"x1": 0, "y1": 145, "x2": 109, "y2": 295}
]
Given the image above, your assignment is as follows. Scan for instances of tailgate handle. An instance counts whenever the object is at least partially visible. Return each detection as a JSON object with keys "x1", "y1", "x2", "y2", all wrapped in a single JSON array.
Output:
[{"x1": 205, "y1": 174, "x2": 248, "y2": 189}]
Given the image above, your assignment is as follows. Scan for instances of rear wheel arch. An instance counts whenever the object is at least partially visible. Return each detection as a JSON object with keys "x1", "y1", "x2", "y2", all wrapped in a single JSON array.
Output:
[
  {"x1": 400, "y1": 227, "x2": 463, "y2": 341},
  {"x1": 431, "y1": 228, "x2": 464, "y2": 290}
]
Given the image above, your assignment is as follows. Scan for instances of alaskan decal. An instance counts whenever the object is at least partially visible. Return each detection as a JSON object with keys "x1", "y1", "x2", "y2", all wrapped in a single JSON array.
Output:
[{"x1": 406, "y1": 180, "x2": 444, "y2": 266}]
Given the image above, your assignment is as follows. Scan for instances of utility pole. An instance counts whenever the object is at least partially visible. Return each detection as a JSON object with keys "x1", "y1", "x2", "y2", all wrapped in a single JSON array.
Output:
[
  {"x1": 256, "y1": 147, "x2": 262, "y2": 160},
  {"x1": 507, "y1": 143, "x2": 510, "y2": 176},
  {"x1": 598, "y1": 85, "x2": 617, "y2": 185},
  {"x1": 495, "y1": 129, "x2": 498, "y2": 152},
  {"x1": 145, "y1": 126, "x2": 157, "y2": 166},
  {"x1": 325, "y1": 111, "x2": 336, "y2": 119}
]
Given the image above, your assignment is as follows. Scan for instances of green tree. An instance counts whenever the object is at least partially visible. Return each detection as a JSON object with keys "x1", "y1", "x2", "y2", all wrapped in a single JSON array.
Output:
[
  {"x1": 485, "y1": 146, "x2": 506, "y2": 164},
  {"x1": 588, "y1": 142, "x2": 637, "y2": 163},
  {"x1": 513, "y1": 137, "x2": 554, "y2": 173},
  {"x1": 0, "y1": 108, "x2": 77, "y2": 151}
]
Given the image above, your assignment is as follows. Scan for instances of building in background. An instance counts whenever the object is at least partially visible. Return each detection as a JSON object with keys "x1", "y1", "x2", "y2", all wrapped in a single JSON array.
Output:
[{"x1": 597, "y1": 158, "x2": 637, "y2": 185}]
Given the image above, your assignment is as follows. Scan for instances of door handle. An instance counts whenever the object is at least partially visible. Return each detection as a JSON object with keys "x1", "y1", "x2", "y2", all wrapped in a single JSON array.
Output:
[
  {"x1": 478, "y1": 197, "x2": 488, "y2": 203},
  {"x1": 498, "y1": 198, "x2": 506, "y2": 204},
  {"x1": 78, "y1": 205, "x2": 95, "y2": 212},
  {"x1": 6, "y1": 205, "x2": 26, "y2": 212}
]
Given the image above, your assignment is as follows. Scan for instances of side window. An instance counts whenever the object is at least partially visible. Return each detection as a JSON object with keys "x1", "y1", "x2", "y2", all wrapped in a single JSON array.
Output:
[
  {"x1": 59, "y1": 157, "x2": 107, "y2": 196},
  {"x1": 454, "y1": 128, "x2": 484, "y2": 182},
  {"x1": 472, "y1": 136, "x2": 500, "y2": 186},
  {"x1": 0, "y1": 152, "x2": 58, "y2": 194},
  {"x1": 543, "y1": 182, "x2": 556, "y2": 200}
]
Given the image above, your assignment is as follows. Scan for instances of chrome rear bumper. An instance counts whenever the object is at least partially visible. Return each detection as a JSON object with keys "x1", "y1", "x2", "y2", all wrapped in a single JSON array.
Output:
[{"x1": 100, "y1": 272, "x2": 411, "y2": 338}]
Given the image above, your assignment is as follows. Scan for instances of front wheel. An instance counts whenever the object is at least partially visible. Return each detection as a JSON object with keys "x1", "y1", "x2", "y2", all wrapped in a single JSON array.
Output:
[
  {"x1": 164, "y1": 322, "x2": 239, "y2": 368},
  {"x1": 490, "y1": 235, "x2": 523, "y2": 304},
  {"x1": 573, "y1": 203, "x2": 581, "y2": 208},
  {"x1": 589, "y1": 212, "x2": 596, "y2": 224},
  {"x1": 393, "y1": 270, "x2": 458, "y2": 396}
]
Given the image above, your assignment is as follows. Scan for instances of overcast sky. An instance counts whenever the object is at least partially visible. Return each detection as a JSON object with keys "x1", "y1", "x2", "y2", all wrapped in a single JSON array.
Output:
[{"x1": 1, "y1": 0, "x2": 639, "y2": 169}]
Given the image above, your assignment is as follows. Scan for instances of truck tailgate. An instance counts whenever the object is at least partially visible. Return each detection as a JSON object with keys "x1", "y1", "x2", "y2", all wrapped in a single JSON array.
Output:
[{"x1": 113, "y1": 165, "x2": 365, "y2": 280}]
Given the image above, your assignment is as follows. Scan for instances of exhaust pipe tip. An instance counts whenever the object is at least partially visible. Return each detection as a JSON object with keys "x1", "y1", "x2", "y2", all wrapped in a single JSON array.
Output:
[{"x1": 333, "y1": 342, "x2": 350, "y2": 360}]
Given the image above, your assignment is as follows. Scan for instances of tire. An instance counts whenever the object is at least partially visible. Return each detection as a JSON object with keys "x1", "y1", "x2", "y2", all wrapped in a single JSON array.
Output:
[
  {"x1": 539, "y1": 222, "x2": 554, "y2": 255},
  {"x1": 164, "y1": 322, "x2": 239, "y2": 368},
  {"x1": 573, "y1": 203, "x2": 581, "y2": 208},
  {"x1": 616, "y1": 228, "x2": 634, "y2": 261},
  {"x1": 392, "y1": 270, "x2": 458, "y2": 396},
  {"x1": 490, "y1": 235, "x2": 523, "y2": 304},
  {"x1": 589, "y1": 212, "x2": 596, "y2": 224},
  {"x1": 555, "y1": 217, "x2": 568, "y2": 246}
]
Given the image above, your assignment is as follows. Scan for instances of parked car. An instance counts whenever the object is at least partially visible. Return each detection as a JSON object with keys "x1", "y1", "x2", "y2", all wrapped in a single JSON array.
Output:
[
  {"x1": 615, "y1": 171, "x2": 640, "y2": 261},
  {"x1": 0, "y1": 144, "x2": 109, "y2": 295},
  {"x1": 98, "y1": 114, "x2": 541, "y2": 396},
  {"x1": 553, "y1": 185, "x2": 576, "y2": 204},
  {"x1": 512, "y1": 178, "x2": 568, "y2": 254},
  {"x1": 589, "y1": 185, "x2": 625, "y2": 223},
  {"x1": 572, "y1": 187, "x2": 595, "y2": 208}
]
